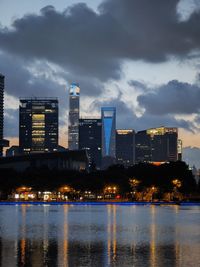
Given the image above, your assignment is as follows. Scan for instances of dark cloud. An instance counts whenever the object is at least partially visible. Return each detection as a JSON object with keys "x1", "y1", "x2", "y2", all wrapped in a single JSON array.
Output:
[
  {"x1": 89, "y1": 94, "x2": 195, "y2": 132},
  {"x1": 137, "y1": 80, "x2": 200, "y2": 115},
  {"x1": 0, "y1": 51, "x2": 102, "y2": 104},
  {"x1": 0, "y1": 53, "x2": 64, "y2": 98},
  {"x1": 0, "y1": 0, "x2": 200, "y2": 83},
  {"x1": 128, "y1": 80, "x2": 147, "y2": 92}
]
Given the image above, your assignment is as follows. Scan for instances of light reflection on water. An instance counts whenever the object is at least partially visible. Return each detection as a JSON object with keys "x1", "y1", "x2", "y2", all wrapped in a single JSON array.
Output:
[{"x1": 0, "y1": 205, "x2": 199, "y2": 267}]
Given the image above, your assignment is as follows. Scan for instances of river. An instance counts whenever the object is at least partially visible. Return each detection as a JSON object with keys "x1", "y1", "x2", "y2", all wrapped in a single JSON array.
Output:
[{"x1": 0, "y1": 204, "x2": 199, "y2": 267}]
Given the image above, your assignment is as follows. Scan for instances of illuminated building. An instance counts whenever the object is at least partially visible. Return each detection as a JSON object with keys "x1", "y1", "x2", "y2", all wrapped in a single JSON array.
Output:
[
  {"x1": 116, "y1": 129, "x2": 135, "y2": 166},
  {"x1": 0, "y1": 73, "x2": 9, "y2": 156},
  {"x1": 79, "y1": 118, "x2": 102, "y2": 169},
  {"x1": 101, "y1": 107, "x2": 116, "y2": 168},
  {"x1": 19, "y1": 98, "x2": 58, "y2": 154},
  {"x1": 68, "y1": 83, "x2": 80, "y2": 150},
  {"x1": 135, "y1": 127, "x2": 178, "y2": 163}
]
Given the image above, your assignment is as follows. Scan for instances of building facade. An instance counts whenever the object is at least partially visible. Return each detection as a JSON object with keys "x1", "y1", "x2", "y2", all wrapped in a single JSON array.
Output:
[
  {"x1": 116, "y1": 129, "x2": 135, "y2": 166},
  {"x1": 79, "y1": 118, "x2": 102, "y2": 169},
  {"x1": 19, "y1": 98, "x2": 58, "y2": 154},
  {"x1": 135, "y1": 127, "x2": 178, "y2": 163},
  {"x1": 101, "y1": 107, "x2": 116, "y2": 168},
  {"x1": 68, "y1": 83, "x2": 80, "y2": 150},
  {"x1": 177, "y1": 139, "x2": 182, "y2": 161},
  {"x1": 0, "y1": 74, "x2": 9, "y2": 156},
  {"x1": 0, "y1": 74, "x2": 4, "y2": 156},
  {"x1": 135, "y1": 130, "x2": 151, "y2": 163},
  {"x1": 0, "y1": 150, "x2": 88, "y2": 172}
]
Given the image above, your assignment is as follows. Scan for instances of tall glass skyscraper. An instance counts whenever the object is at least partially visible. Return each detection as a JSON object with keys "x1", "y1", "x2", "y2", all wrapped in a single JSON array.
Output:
[
  {"x1": 0, "y1": 74, "x2": 9, "y2": 156},
  {"x1": 79, "y1": 118, "x2": 102, "y2": 169},
  {"x1": 116, "y1": 129, "x2": 135, "y2": 166},
  {"x1": 19, "y1": 98, "x2": 58, "y2": 154},
  {"x1": 0, "y1": 74, "x2": 4, "y2": 156},
  {"x1": 68, "y1": 83, "x2": 80, "y2": 150},
  {"x1": 101, "y1": 107, "x2": 116, "y2": 168}
]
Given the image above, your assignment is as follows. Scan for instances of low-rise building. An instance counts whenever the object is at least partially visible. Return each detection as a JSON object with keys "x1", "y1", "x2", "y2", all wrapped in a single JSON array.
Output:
[{"x1": 0, "y1": 150, "x2": 88, "y2": 172}]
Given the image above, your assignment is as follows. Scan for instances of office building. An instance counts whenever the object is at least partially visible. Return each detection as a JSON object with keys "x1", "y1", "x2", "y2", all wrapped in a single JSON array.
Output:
[
  {"x1": 0, "y1": 73, "x2": 9, "y2": 156},
  {"x1": 177, "y1": 139, "x2": 182, "y2": 161},
  {"x1": 19, "y1": 98, "x2": 58, "y2": 154},
  {"x1": 79, "y1": 118, "x2": 102, "y2": 169},
  {"x1": 116, "y1": 129, "x2": 135, "y2": 166},
  {"x1": 135, "y1": 130, "x2": 152, "y2": 163},
  {"x1": 135, "y1": 127, "x2": 178, "y2": 163},
  {"x1": 101, "y1": 107, "x2": 116, "y2": 168},
  {"x1": 68, "y1": 83, "x2": 80, "y2": 150}
]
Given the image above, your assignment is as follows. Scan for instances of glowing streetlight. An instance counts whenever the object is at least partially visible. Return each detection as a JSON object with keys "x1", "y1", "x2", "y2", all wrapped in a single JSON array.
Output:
[
  {"x1": 129, "y1": 178, "x2": 140, "y2": 188},
  {"x1": 104, "y1": 185, "x2": 118, "y2": 194},
  {"x1": 172, "y1": 179, "x2": 182, "y2": 188}
]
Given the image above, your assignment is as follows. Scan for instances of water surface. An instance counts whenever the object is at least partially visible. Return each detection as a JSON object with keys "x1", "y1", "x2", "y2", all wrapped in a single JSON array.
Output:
[{"x1": 0, "y1": 204, "x2": 199, "y2": 267}]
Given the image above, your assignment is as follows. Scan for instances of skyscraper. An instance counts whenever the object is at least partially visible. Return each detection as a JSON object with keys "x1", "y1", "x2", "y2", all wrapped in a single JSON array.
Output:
[
  {"x1": 0, "y1": 74, "x2": 4, "y2": 156},
  {"x1": 177, "y1": 139, "x2": 182, "y2": 161},
  {"x1": 135, "y1": 127, "x2": 178, "y2": 163},
  {"x1": 68, "y1": 83, "x2": 80, "y2": 150},
  {"x1": 101, "y1": 107, "x2": 116, "y2": 168},
  {"x1": 19, "y1": 98, "x2": 58, "y2": 154},
  {"x1": 0, "y1": 74, "x2": 9, "y2": 156},
  {"x1": 135, "y1": 130, "x2": 151, "y2": 163},
  {"x1": 79, "y1": 118, "x2": 102, "y2": 169},
  {"x1": 116, "y1": 129, "x2": 135, "y2": 166}
]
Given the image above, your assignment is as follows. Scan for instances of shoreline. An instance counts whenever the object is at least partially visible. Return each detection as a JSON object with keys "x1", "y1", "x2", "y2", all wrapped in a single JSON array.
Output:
[{"x1": 0, "y1": 201, "x2": 199, "y2": 206}]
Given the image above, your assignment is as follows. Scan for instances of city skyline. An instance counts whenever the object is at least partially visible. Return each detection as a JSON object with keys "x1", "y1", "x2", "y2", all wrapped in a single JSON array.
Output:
[{"x1": 0, "y1": 0, "x2": 200, "y2": 166}]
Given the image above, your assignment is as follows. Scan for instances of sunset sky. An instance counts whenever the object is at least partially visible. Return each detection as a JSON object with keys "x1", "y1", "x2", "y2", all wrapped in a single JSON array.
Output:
[{"x1": 1, "y1": 0, "x2": 200, "y2": 165}]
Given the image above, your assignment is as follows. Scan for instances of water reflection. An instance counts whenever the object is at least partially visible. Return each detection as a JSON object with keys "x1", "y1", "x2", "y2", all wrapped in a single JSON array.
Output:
[{"x1": 0, "y1": 205, "x2": 199, "y2": 267}]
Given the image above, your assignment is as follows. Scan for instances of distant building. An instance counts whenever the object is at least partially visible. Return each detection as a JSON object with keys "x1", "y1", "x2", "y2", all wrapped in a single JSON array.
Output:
[
  {"x1": 116, "y1": 129, "x2": 135, "y2": 166},
  {"x1": 135, "y1": 127, "x2": 178, "y2": 163},
  {"x1": 68, "y1": 83, "x2": 80, "y2": 150},
  {"x1": 19, "y1": 98, "x2": 58, "y2": 154},
  {"x1": 6, "y1": 146, "x2": 20, "y2": 157},
  {"x1": 135, "y1": 130, "x2": 152, "y2": 162},
  {"x1": 0, "y1": 73, "x2": 9, "y2": 156},
  {"x1": 178, "y1": 139, "x2": 182, "y2": 161},
  {"x1": 0, "y1": 150, "x2": 88, "y2": 172},
  {"x1": 79, "y1": 118, "x2": 102, "y2": 169},
  {"x1": 101, "y1": 107, "x2": 116, "y2": 168}
]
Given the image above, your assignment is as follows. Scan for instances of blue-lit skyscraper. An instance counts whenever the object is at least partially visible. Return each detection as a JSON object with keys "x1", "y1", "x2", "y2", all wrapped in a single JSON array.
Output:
[
  {"x1": 101, "y1": 107, "x2": 116, "y2": 168},
  {"x1": 68, "y1": 83, "x2": 80, "y2": 150}
]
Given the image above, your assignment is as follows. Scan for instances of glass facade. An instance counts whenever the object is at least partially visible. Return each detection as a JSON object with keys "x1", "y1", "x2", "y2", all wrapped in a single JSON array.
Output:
[
  {"x1": 0, "y1": 74, "x2": 4, "y2": 156},
  {"x1": 116, "y1": 129, "x2": 135, "y2": 166},
  {"x1": 0, "y1": 74, "x2": 9, "y2": 156},
  {"x1": 79, "y1": 118, "x2": 102, "y2": 169},
  {"x1": 135, "y1": 127, "x2": 178, "y2": 163},
  {"x1": 178, "y1": 139, "x2": 182, "y2": 161},
  {"x1": 68, "y1": 83, "x2": 80, "y2": 150},
  {"x1": 101, "y1": 107, "x2": 116, "y2": 168},
  {"x1": 19, "y1": 98, "x2": 58, "y2": 154}
]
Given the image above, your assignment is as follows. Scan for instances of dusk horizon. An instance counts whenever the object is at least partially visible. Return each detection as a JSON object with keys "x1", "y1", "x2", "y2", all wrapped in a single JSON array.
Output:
[{"x1": 1, "y1": 0, "x2": 200, "y2": 168}]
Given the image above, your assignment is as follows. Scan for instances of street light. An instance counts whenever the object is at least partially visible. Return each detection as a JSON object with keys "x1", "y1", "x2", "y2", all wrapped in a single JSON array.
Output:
[
  {"x1": 129, "y1": 178, "x2": 140, "y2": 188},
  {"x1": 104, "y1": 185, "x2": 118, "y2": 194},
  {"x1": 172, "y1": 179, "x2": 182, "y2": 188}
]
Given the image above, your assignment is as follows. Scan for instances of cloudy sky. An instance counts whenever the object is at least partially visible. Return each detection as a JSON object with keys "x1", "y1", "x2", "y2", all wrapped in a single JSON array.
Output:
[{"x1": 1, "y1": 0, "x2": 200, "y2": 164}]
